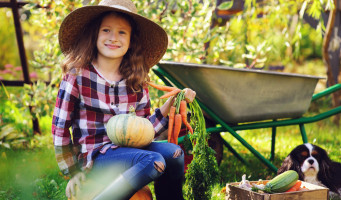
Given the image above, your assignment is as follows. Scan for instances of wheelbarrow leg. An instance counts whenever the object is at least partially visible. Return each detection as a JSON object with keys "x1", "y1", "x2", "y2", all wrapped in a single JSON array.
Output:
[
  {"x1": 270, "y1": 122, "x2": 277, "y2": 161},
  {"x1": 198, "y1": 101, "x2": 278, "y2": 173},
  {"x1": 299, "y1": 124, "x2": 308, "y2": 143},
  {"x1": 220, "y1": 136, "x2": 249, "y2": 166},
  {"x1": 226, "y1": 128, "x2": 278, "y2": 172}
]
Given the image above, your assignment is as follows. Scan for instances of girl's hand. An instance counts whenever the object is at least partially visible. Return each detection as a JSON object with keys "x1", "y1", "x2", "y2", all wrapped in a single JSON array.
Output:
[
  {"x1": 160, "y1": 88, "x2": 196, "y2": 117},
  {"x1": 65, "y1": 172, "x2": 86, "y2": 198},
  {"x1": 183, "y1": 88, "x2": 196, "y2": 103}
]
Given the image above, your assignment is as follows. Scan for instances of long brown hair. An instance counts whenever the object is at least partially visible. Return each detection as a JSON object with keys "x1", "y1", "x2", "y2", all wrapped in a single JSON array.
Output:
[{"x1": 61, "y1": 11, "x2": 149, "y2": 92}]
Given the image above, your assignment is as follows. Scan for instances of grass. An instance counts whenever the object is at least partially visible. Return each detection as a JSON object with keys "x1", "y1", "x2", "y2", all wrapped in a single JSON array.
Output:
[
  {"x1": 0, "y1": 147, "x2": 67, "y2": 199},
  {"x1": 0, "y1": 112, "x2": 340, "y2": 199}
]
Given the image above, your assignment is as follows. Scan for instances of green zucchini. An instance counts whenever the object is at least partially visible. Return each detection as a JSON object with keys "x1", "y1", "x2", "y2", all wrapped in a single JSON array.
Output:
[{"x1": 264, "y1": 170, "x2": 299, "y2": 193}]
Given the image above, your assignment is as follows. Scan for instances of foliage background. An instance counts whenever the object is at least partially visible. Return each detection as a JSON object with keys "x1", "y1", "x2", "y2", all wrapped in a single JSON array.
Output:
[
  {"x1": 0, "y1": 0, "x2": 339, "y2": 199},
  {"x1": 1, "y1": 0, "x2": 333, "y2": 121}
]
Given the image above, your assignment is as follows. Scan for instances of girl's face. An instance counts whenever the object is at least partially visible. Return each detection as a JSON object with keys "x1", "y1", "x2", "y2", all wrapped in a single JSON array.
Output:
[{"x1": 96, "y1": 13, "x2": 132, "y2": 63}]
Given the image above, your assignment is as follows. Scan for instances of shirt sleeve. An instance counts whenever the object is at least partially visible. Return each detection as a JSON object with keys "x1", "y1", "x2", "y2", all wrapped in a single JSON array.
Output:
[
  {"x1": 135, "y1": 87, "x2": 168, "y2": 137},
  {"x1": 51, "y1": 73, "x2": 80, "y2": 176}
]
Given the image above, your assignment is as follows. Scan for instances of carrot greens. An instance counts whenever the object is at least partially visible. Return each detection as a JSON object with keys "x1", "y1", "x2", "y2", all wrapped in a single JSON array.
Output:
[{"x1": 184, "y1": 99, "x2": 219, "y2": 200}]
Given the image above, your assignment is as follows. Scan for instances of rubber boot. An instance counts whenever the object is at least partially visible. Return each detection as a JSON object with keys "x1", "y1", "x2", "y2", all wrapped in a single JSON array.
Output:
[
  {"x1": 154, "y1": 175, "x2": 185, "y2": 200},
  {"x1": 93, "y1": 175, "x2": 136, "y2": 200}
]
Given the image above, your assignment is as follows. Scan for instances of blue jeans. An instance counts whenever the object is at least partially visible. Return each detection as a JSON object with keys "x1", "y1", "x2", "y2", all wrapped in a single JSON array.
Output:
[{"x1": 92, "y1": 142, "x2": 184, "y2": 199}]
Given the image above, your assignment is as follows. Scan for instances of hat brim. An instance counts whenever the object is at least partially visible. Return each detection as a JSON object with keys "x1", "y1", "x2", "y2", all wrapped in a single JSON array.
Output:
[{"x1": 59, "y1": 5, "x2": 168, "y2": 68}]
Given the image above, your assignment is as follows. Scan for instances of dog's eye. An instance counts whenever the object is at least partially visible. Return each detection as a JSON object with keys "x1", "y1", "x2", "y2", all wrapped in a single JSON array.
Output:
[
  {"x1": 301, "y1": 151, "x2": 308, "y2": 157},
  {"x1": 311, "y1": 150, "x2": 318, "y2": 156}
]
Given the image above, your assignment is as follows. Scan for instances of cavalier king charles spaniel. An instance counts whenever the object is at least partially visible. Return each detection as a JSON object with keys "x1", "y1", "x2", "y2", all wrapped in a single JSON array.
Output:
[{"x1": 277, "y1": 143, "x2": 341, "y2": 198}]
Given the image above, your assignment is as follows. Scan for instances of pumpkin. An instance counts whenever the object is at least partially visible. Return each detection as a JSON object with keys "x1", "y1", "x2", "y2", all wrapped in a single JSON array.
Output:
[
  {"x1": 130, "y1": 186, "x2": 153, "y2": 200},
  {"x1": 107, "y1": 106, "x2": 155, "y2": 148}
]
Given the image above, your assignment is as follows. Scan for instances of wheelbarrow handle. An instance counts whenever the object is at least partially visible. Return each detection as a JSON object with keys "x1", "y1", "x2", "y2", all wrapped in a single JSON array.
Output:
[{"x1": 312, "y1": 83, "x2": 341, "y2": 102}]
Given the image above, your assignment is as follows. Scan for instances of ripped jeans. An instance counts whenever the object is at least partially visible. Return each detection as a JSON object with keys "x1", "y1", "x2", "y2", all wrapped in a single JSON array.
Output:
[{"x1": 91, "y1": 142, "x2": 184, "y2": 200}]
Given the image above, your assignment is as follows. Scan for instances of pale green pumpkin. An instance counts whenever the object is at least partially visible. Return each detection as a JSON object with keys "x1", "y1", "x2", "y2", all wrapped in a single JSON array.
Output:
[{"x1": 106, "y1": 106, "x2": 155, "y2": 148}]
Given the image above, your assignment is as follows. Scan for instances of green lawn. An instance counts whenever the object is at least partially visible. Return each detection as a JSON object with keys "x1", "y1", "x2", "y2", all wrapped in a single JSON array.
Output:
[
  {"x1": 0, "y1": 112, "x2": 340, "y2": 199},
  {"x1": 0, "y1": 147, "x2": 67, "y2": 199}
]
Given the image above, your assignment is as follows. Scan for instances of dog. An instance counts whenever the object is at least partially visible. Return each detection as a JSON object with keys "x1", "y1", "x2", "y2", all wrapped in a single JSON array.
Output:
[{"x1": 277, "y1": 143, "x2": 341, "y2": 198}]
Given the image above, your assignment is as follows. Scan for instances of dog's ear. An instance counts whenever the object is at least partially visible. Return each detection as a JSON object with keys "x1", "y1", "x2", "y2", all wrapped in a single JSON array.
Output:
[
  {"x1": 277, "y1": 155, "x2": 303, "y2": 179},
  {"x1": 316, "y1": 146, "x2": 341, "y2": 194},
  {"x1": 317, "y1": 147, "x2": 334, "y2": 185},
  {"x1": 318, "y1": 146, "x2": 333, "y2": 166},
  {"x1": 318, "y1": 160, "x2": 339, "y2": 194},
  {"x1": 277, "y1": 155, "x2": 294, "y2": 174},
  {"x1": 316, "y1": 146, "x2": 333, "y2": 179},
  {"x1": 319, "y1": 159, "x2": 331, "y2": 180}
]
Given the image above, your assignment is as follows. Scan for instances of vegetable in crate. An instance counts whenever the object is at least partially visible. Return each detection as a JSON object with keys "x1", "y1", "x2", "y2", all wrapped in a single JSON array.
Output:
[
  {"x1": 285, "y1": 180, "x2": 302, "y2": 192},
  {"x1": 264, "y1": 170, "x2": 299, "y2": 193},
  {"x1": 106, "y1": 106, "x2": 154, "y2": 148}
]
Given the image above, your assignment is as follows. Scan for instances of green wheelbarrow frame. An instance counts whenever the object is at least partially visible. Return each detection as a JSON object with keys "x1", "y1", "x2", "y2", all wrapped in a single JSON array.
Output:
[{"x1": 152, "y1": 65, "x2": 341, "y2": 173}]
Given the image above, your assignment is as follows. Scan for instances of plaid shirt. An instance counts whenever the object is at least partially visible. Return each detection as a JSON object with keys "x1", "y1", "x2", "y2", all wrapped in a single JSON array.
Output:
[{"x1": 52, "y1": 64, "x2": 168, "y2": 176}]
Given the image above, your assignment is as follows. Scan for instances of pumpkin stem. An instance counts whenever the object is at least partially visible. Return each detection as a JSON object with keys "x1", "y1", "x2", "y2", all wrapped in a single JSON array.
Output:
[{"x1": 129, "y1": 106, "x2": 136, "y2": 114}]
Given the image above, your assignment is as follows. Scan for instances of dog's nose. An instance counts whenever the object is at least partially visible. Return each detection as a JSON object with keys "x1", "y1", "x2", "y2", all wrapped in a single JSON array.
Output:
[{"x1": 308, "y1": 159, "x2": 314, "y2": 165}]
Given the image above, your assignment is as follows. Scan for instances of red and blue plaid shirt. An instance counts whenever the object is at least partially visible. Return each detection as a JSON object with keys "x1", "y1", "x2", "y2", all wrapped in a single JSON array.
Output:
[{"x1": 52, "y1": 64, "x2": 168, "y2": 176}]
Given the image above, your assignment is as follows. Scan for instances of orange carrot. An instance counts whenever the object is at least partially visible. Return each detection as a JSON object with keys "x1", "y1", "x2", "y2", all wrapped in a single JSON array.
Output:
[
  {"x1": 147, "y1": 82, "x2": 177, "y2": 92},
  {"x1": 168, "y1": 106, "x2": 176, "y2": 143},
  {"x1": 186, "y1": 122, "x2": 193, "y2": 134},
  {"x1": 173, "y1": 114, "x2": 182, "y2": 145},
  {"x1": 286, "y1": 180, "x2": 302, "y2": 192},
  {"x1": 160, "y1": 88, "x2": 181, "y2": 99},
  {"x1": 180, "y1": 100, "x2": 193, "y2": 134}
]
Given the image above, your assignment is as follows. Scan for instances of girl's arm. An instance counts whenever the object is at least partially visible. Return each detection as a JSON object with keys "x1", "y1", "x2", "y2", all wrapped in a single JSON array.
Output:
[
  {"x1": 159, "y1": 96, "x2": 175, "y2": 118},
  {"x1": 135, "y1": 88, "x2": 168, "y2": 137},
  {"x1": 52, "y1": 73, "x2": 80, "y2": 177}
]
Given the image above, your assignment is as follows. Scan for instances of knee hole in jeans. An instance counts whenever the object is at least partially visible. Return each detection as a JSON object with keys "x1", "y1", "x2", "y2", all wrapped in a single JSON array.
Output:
[
  {"x1": 172, "y1": 149, "x2": 182, "y2": 158},
  {"x1": 154, "y1": 161, "x2": 165, "y2": 173}
]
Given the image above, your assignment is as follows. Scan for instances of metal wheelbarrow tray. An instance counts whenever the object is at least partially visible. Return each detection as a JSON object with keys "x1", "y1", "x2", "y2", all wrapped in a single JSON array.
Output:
[
  {"x1": 157, "y1": 61, "x2": 322, "y2": 123},
  {"x1": 153, "y1": 61, "x2": 341, "y2": 172}
]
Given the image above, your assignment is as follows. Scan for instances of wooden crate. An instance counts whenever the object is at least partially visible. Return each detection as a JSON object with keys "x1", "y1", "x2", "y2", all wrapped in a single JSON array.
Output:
[{"x1": 226, "y1": 181, "x2": 329, "y2": 200}]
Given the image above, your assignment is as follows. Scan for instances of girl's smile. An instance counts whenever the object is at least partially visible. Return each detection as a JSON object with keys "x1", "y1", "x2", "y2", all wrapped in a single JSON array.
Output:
[
  {"x1": 96, "y1": 13, "x2": 131, "y2": 63},
  {"x1": 105, "y1": 44, "x2": 121, "y2": 49}
]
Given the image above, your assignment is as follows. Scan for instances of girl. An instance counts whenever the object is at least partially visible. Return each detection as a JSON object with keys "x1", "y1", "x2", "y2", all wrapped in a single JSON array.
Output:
[{"x1": 53, "y1": 0, "x2": 196, "y2": 199}]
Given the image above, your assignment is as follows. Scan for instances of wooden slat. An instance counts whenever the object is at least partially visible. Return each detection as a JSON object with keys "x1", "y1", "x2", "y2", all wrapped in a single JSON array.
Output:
[
  {"x1": 0, "y1": 1, "x2": 27, "y2": 8},
  {"x1": 10, "y1": 0, "x2": 31, "y2": 84},
  {"x1": 0, "y1": 80, "x2": 29, "y2": 86},
  {"x1": 0, "y1": 80, "x2": 51, "y2": 86}
]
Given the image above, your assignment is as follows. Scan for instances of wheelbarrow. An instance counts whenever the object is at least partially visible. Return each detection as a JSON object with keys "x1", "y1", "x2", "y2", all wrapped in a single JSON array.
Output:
[{"x1": 153, "y1": 61, "x2": 341, "y2": 173}]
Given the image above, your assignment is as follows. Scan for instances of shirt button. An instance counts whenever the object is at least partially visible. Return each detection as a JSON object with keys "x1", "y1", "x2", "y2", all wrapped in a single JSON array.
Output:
[{"x1": 111, "y1": 102, "x2": 114, "y2": 105}]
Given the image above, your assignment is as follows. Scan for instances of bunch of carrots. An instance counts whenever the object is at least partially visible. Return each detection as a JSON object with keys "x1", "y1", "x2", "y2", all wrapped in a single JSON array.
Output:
[{"x1": 147, "y1": 82, "x2": 193, "y2": 145}]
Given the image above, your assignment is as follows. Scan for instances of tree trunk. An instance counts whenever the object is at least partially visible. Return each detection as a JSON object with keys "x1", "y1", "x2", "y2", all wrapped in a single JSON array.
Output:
[
  {"x1": 322, "y1": 3, "x2": 340, "y2": 125},
  {"x1": 29, "y1": 106, "x2": 41, "y2": 135}
]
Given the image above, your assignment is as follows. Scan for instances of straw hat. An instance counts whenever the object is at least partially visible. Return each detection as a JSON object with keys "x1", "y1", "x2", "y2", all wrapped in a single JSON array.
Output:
[{"x1": 58, "y1": 0, "x2": 168, "y2": 68}]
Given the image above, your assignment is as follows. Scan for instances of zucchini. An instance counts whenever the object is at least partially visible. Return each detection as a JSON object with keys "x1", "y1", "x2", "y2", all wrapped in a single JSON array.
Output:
[{"x1": 264, "y1": 170, "x2": 299, "y2": 193}]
